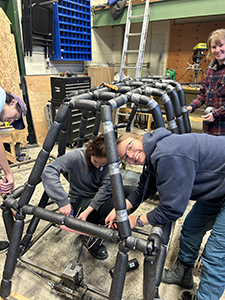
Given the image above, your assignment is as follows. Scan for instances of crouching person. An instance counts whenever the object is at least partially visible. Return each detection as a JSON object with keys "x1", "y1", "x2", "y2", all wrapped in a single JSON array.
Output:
[{"x1": 42, "y1": 134, "x2": 135, "y2": 260}]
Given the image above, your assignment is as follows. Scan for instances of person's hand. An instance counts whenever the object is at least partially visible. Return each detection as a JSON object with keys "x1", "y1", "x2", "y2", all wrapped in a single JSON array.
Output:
[
  {"x1": 77, "y1": 206, "x2": 94, "y2": 221},
  {"x1": 186, "y1": 106, "x2": 193, "y2": 113},
  {"x1": 59, "y1": 203, "x2": 72, "y2": 216},
  {"x1": 105, "y1": 208, "x2": 117, "y2": 228},
  {"x1": 202, "y1": 112, "x2": 215, "y2": 122},
  {"x1": 0, "y1": 173, "x2": 14, "y2": 195},
  {"x1": 77, "y1": 210, "x2": 89, "y2": 221}
]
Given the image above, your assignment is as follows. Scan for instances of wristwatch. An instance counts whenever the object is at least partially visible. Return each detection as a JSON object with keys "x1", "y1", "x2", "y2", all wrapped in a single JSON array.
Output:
[{"x1": 136, "y1": 215, "x2": 144, "y2": 227}]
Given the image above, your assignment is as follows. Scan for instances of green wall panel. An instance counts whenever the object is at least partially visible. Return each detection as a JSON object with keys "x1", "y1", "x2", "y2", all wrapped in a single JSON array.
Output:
[{"x1": 93, "y1": 0, "x2": 225, "y2": 27}]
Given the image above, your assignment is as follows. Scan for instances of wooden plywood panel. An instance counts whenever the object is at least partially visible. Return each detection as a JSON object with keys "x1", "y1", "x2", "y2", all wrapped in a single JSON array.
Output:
[
  {"x1": 25, "y1": 76, "x2": 51, "y2": 145},
  {"x1": 0, "y1": 8, "x2": 28, "y2": 147},
  {"x1": 88, "y1": 67, "x2": 114, "y2": 87},
  {"x1": 167, "y1": 21, "x2": 225, "y2": 84}
]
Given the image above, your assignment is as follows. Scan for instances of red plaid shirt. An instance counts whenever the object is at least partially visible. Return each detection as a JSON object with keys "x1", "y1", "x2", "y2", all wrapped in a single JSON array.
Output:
[{"x1": 190, "y1": 58, "x2": 225, "y2": 135}]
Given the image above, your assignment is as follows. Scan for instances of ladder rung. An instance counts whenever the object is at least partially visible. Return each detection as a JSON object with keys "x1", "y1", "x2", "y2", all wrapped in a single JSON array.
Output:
[
  {"x1": 125, "y1": 50, "x2": 139, "y2": 53},
  {"x1": 128, "y1": 33, "x2": 142, "y2": 37},
  {"x1": 121, "y1": 66, "x2": 136, "y2": 69},
  {"x1": 130, "y1": 14, "x2": 144, "y2": 19}
]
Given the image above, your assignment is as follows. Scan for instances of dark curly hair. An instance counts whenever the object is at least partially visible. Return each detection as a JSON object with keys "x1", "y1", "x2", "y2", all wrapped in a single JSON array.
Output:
[{"x1": 85, "y1": 134, "x2": 106, "y2": 173}]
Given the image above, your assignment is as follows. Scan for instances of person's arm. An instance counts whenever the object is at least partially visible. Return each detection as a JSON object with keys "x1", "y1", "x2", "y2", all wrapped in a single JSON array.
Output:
[
  {"x1": 0, "y1": 139, "x2": 14, "y2": 193},
  {"x1": 146, "y1": 155, "x2": 196, "y2": 226},
  {"x1": 105, "y1": 199, "x2": 133, "y2": 228},
  {"x1": 188, "y1": 83, "x2": 206, "y2": 113},
  {"x1": 41, "y1": 152, "x2": 75, "y2": 210}
]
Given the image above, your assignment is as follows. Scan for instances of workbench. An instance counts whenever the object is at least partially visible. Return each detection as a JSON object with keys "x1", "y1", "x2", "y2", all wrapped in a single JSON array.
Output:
[{"x1": 0, "y1": 126, "x2": 17, "y2": 164}]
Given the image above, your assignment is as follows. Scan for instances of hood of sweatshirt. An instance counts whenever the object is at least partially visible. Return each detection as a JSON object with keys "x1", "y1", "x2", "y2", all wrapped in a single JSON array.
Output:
[{"x1": 142, "y1": 127, "x2": 172, "y2": 165}]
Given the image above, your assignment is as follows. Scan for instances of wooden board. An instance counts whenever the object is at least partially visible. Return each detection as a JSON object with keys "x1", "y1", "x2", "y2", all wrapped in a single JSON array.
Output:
[
  {"x1": 25, "y1": 76, "x2": 52, "y2": 145},
  {"x1": 167, "y1": 20, "x2": 225, "y2": 84},
  {"x1": 88, "y1": 67, "x2": 114, "y2": 87}
]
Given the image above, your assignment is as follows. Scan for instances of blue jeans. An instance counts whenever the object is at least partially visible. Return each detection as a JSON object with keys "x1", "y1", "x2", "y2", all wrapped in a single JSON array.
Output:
[{"x1": 178, "y1": 200, "x2": 225, "y2": 300}]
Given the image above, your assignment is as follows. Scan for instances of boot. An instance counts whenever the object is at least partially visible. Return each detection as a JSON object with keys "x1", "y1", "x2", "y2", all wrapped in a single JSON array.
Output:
[
  {"x1": 84, "y1": 236, "x2": 108, "y2": 260},
  {"x1": 161, "y1": 259, "x2": 194, "y2": 289}
]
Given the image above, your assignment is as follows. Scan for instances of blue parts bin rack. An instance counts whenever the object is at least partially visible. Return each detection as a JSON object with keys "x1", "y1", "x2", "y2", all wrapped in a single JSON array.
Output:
[{"x1": 53, "y1": 0, "x2": 92, "y2": 61}]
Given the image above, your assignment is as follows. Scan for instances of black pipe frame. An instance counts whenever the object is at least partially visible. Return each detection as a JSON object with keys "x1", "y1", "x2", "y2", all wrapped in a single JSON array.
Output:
[{"x1": 0, "y1": 77, "x2": 191, "y2": 300}]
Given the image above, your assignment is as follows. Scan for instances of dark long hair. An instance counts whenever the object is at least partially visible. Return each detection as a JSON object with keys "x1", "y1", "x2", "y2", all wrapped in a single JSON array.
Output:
[{"x1": 85, "y1": 134, "x2": 106, "y2": 173}]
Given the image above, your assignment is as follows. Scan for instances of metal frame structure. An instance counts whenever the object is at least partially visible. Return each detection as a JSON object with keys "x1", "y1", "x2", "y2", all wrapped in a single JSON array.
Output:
[{"x1": 0, "y1": 76, "x2": 191, "y2": 300}]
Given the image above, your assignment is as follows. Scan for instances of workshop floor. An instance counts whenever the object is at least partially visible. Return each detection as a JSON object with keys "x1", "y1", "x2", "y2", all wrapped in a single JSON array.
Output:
[{"x1": 0, "y1": 128, "x2": 225, "y2": 300}]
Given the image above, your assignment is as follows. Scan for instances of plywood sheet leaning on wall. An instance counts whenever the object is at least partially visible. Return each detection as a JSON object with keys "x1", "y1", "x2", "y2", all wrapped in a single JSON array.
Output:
[
  {"x1": 25, "y1": 76, "x2": 51, "y2": 145},
  {"x1": 0, "y1": 8, "x2": 28, "y2": 146},
  {"x1": 88, "y1": 67, "x2": 114, "y2": 87},
  {"x1": 167, "y1": 20, "x2": 225, "y2": 84}
]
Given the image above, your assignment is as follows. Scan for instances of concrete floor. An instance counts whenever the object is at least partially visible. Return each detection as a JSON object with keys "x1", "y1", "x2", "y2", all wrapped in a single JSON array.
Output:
[{"x1": 0, "y1": 128, "x2": 225, "y2": 300}]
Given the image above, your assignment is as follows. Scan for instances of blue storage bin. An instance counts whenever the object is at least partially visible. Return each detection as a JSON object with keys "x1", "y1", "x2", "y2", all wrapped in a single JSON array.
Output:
[{"x1": 52, "y1": 0, "x2": 92, "y2": 61}]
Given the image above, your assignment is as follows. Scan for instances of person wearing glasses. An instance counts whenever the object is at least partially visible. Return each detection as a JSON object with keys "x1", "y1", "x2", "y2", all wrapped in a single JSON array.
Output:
[
  {"x1": 0, "y1": 86, "x2": 27, "y2": 252},
  {"x1": 105, "y1": 127, "x2": 225, "y2": 300}
]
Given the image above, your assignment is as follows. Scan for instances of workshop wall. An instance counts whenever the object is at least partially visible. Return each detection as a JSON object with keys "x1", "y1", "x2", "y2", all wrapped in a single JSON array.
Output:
[
  {"x1": 89, "y1": 20, "x2": 170, "y2": 79},
  {"x1": 167, "y1": 20, "x2": 225, "y2": 84}
]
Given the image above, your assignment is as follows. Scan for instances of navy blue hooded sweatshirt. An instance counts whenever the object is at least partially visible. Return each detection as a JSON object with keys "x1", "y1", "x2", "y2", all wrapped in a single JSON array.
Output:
[{"x1": 127, "y1": 127, "x2": 225, "y2": 225}]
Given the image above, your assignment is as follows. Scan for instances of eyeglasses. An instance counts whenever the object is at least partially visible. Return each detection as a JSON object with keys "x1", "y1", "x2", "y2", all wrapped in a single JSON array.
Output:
[{"x1": 120, "y1": 138, "x2": 137, "y2": 163}]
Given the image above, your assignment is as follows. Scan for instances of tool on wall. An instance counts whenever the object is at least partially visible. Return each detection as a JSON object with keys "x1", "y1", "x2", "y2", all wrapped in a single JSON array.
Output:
[{"x1": 187, "y1": 43, "x2": 208, "y2": 84}]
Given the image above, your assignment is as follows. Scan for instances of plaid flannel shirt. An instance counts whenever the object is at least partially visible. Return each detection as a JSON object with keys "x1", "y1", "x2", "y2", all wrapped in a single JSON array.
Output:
[{"x1": 190, "y1": 58, "x2": 225, "y2": 135}]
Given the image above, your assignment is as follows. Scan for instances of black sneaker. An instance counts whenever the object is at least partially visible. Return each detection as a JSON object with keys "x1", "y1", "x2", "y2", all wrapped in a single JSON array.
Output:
[
  {"x1": 0, "y1": 241, "x2": 9, "y2": 252},
  {"x1": 84, "y1": 236, "x2": 108, "y2": 260}
]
